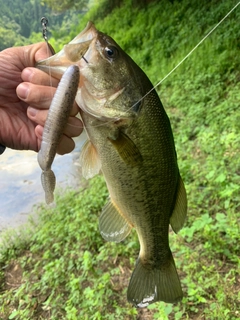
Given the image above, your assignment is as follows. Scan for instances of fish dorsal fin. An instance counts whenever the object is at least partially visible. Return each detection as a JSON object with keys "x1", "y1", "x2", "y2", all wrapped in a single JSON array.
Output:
[
  {"x1": 80, "y1": 140, "x2": 101, "y2": 179},
  {"x1": 108, "y1": 132, "x2": 142, "y2": 166},
  {"x1": 99, "y1": 199, "x2": 132, "y2": 243},
  {"x1": 170, "y1": 175, "x2": 187, "y2": 233}
]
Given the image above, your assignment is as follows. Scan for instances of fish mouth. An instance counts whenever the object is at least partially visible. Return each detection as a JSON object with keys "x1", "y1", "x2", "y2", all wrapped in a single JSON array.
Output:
[{"x1": 36, "y1": 21, "x2": 97, "y2": 78}]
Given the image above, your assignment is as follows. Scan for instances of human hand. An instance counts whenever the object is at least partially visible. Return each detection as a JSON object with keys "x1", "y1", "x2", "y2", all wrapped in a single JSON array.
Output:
[{"x1": 0, "y1": 42, "x2": 82, "y2": 154}]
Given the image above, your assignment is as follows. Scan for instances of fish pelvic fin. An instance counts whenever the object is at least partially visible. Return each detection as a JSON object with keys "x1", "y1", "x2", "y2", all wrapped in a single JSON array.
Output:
[
  {"x1": 80, "y1": 140, "x2": 102, "y2": 179},
  {"x1": 41, "y1": 170, "x2": 56, "y2": 204},
  {"x1": 127, "y1": 252, "x2": 183, "y2": 308},
  {"x1": 99, "y1": 199, "x2": 132, "y2": 242},
  {"x1": 170, "y1": 175, "x2": 187, "y2": 233}
]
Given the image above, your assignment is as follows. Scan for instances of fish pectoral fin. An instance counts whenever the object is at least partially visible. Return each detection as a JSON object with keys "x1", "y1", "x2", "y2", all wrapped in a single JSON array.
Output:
[
  {"x1": 80, "y1": 140, "x2": 101, "y2": 179},
  {"x1": 108, "y1": 132, "x2": 142, "y2": 166},
  {"x1": 99, "y1": 199, "x2": 132, "y2": 243},
  {"x1": 170, "y1": 175, "x2": 187, "y2": 233}
]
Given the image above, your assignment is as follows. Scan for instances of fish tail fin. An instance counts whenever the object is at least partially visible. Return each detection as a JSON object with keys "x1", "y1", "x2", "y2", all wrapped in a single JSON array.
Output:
[
  {"x1": 41, "y1": 170, "x2": 56, "y2": 204},
  {"x1": 127, "y1": 252, "x2": 182, "y2": 307}
]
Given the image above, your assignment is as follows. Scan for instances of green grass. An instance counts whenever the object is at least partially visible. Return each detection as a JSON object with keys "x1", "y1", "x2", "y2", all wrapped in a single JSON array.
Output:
[
  {"x1": 1, "y1": 0, "x2": 240, "y2": 319},
  {"x1": 0, "y1": 178, "x2": 139, "y2": 319}
]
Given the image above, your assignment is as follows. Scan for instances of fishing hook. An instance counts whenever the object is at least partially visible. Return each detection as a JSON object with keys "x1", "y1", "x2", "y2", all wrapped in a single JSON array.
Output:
[
  {"x1": 41, "y1": 17, "x2": 55, "y2": 55},
  {"x1": 41, "y1": 17, "x2": 48, "y2": 41}
]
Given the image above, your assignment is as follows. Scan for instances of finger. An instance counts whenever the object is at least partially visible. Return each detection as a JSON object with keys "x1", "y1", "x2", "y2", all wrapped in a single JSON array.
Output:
[
  {"x1": 17, "y1": 83, "x2": 56, "y2": 109},
  {"x1": 57, "y1": 135, "x2": 76, "y2": 155},
  {"x1": 18, "y1": 82, "x2": 80, "y2": 116},
  {"x1": 30, "y1": 108, "x2": 83, "y2": 137},
  {"x1": 35, "y1": 42, "x2": 54, "y2": 62},
  {"x1": 26, "y1": 92, "x2": 80, "y2": 117},
  {"x1": 64, "y1": 117, "x2": 84, "y2": 137},
  {"x1": 21, "y1": 67, "x2": 59, "y2": 87},
  {"x1": 20, "y1": 42, "x2": 53, "y2": 68},
  {"x1": 36, "y1": 125, "x2": 76, "y2": 155}
]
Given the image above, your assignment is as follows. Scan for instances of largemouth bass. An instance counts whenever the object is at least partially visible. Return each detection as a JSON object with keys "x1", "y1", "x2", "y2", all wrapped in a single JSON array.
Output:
[
  {"x1": 37, "y1": 22, "x2": 187, "y2": 307},
  {"x1": 37, "y1": 65, "x2": 79, "y2": 204}
]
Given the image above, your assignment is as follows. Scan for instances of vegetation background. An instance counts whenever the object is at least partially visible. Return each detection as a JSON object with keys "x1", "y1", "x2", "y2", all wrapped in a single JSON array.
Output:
[{"x1": 0, "y1": 0, "x2": 239, "y2": 319}]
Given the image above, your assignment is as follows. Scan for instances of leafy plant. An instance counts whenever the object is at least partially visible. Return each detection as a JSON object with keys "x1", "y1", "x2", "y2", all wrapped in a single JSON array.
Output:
[{"x1": 0, "y1": 0, "x2": 240, "y2": 319}]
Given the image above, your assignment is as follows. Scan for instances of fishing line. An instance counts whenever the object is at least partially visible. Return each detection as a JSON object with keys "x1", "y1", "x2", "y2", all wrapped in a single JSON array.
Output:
[
  {"x1": 41, "y1": 17, "x2": 53, "y2": 89},
  {"x1": 127, "y1": 1, "x2": 240, "y2": 115},
  {"x1": 80, "y1": 0, "x2": 240, "y2": 129},
  {"x1": 40, "y1": 2, "x2": 240, "y2": 131}
]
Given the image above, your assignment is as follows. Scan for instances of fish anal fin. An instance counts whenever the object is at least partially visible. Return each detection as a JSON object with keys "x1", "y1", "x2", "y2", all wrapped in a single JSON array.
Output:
[
  {"x1": 170, "y1": 175, "x2": 187, "y2": 233},
  {"x1": 99, "y1": 199, "x2": 132, "y2": 243},
  {"x1": 127, "y1": 251, "x2": 183, "y2": 307},
  {"x1": 80, "y1": 140, "x2": 101, "y2": 179},
  {"x1": 108, "y1": 132, "x2": 142, "y2": 166}
]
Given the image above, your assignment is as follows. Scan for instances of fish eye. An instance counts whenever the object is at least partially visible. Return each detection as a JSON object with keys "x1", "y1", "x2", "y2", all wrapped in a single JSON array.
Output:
[{"x1": 104, "y1": 46, "x2": 118, "y2": 59}]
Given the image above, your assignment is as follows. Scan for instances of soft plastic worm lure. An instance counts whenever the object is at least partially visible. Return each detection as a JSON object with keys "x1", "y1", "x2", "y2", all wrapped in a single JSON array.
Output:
[{"x1": 37, "y1": 65, "x2": 79, "y2": 204}]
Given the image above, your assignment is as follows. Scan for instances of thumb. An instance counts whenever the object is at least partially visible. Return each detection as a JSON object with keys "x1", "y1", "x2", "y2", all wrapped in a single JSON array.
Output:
[{"x1": 22, "y1": 42, "x2": 54, "y2": 67}]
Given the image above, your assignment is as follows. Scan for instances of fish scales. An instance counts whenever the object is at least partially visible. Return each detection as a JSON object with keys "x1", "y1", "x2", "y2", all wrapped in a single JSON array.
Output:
[
  {"x1": 37, "y1": 21, "x2": 187, "y2": 307},
  {"x1": 82, "y1": 89, "x2": 178, "y2": 261}
]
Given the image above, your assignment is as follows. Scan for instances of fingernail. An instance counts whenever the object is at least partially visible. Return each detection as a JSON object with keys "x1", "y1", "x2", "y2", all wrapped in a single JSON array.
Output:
[
  {"x1": 17, "y1": 83, "x2": 29, "y2": 100},
  {"x1": 28, "y1": 107, "x2": 37, "y2": 117}
]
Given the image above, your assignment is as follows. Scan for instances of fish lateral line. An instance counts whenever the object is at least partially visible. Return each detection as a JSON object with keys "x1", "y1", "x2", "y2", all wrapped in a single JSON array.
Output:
[{"x1": 36, "y1": 20, "x2": 188, "y2": 307}]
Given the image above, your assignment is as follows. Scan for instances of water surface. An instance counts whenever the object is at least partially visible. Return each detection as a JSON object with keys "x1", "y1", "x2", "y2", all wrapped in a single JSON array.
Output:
[{"x1": 0, "y1": 135, "x2": 86, "y2": 233}]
